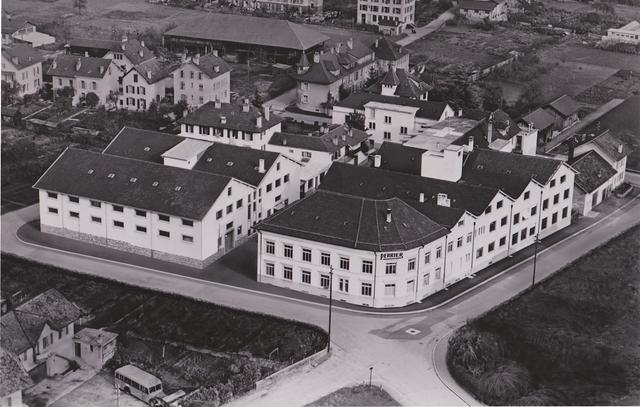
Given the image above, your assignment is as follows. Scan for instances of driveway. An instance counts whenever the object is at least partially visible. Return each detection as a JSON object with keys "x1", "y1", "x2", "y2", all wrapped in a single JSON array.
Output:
[
  {"x1": 396, "y1": 10, "x2": 455, "y2": 47},
  {"x1": 3, "y1": 195, "x2": 640, "y2": 406},
  {"x1": 51, "y1": 372, "x2": 146, "y2": 407}
]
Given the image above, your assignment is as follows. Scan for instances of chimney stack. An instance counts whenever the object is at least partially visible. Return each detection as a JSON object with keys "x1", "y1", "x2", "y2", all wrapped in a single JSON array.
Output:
[
  {"x1": 437, "y1": 193, "x2": 450, "y2": 207},
  {"x1": 212, "y1": 49, "x2": 218, "y2": 56},
  {"x1": 347, "y1": 37, "x2": 353, "y2": 50},
  {"x1": 487, "y1": 113, "x2": 494, "y2": 145},
  {"x1": 256, "y1": 115, "x2": 263, "y2": 128},
  {"x1": 52, "y1": 60, "x2": 57, "y2": 69},
  {"x1": 313, "y1": 52, "x2": 320, "y2": 63},
  {"x1": 214, "y1": 65, "x2": 220, "y2": 72},
  {"x1": 193, "y1": 53, "x2": 200, "y2": 65},
  {"x1": 99, "y1": 65, "x2": 104, "y2": 75},
  {"x1": 419, "y1": 192, "x2": 425, "y2": 203},
  {"x1": 374, "y1": 154, "x2": 381, "y2": 168},
  {"x1": 242, "y1": 98, "x2": 250, "y2": 113},
  {"x1": 263, "y1": 105, "x2": 270, "y2": 121},
  {"x1": 386, "y1": 208, "x2": 392, "y2": 223},
  {"x1": 341, "y1": 132, "x2": 346, "y2": 142},
  {"x1": 618, "y1": 144, "x2": 623, "y2": 154},
  {"x1": 122, "y1": 34, "x2": 128, "y2": 42},
  {"x1": 147, "y1": 70, "x2": 152, "y2": 80},
  {"x1": 141, "y1": 40, "x2": 145, "y2": 48},
  {"x1": 214, "y1": 98, "x2": 221, "y2": 109},
  {"x1": 85, "y1": 51, "x2": 89, "y2": 57},
  {"x1": 75, "y1": 58, "x2": 82, "y2": 71},
  {"x1": 139, "y1": 49, "x2": 144, "y2": 58},
  {"x1": 258, "y1": 158, "x2": 265, "y2": 173},
  {"x1": 332, "y1": 135, "x2": 338, "y2": 145},
  {"x1": 220, "y1": 115, "x2": 227, "y2": 124}
]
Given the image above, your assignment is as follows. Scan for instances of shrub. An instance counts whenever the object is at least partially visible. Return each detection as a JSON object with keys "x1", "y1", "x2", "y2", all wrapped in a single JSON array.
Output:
[
  {"x1": 447, "y1": 326, "x2": 507, "y2": 377},
  {"x1": 85, "y1": 92, "x2": 100, "y2": 107},
  {"x1": 477, "y1": 362, "x2": 532, "y2": 403}
]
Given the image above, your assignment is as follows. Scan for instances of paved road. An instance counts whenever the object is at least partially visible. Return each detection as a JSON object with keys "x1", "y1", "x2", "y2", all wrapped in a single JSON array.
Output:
[
  {"x1": 396, "y1": 10, "x2": 455, "y2": 47},
  {"x1": 3, "y1": 196, "x2": 640, "y2": 406}
]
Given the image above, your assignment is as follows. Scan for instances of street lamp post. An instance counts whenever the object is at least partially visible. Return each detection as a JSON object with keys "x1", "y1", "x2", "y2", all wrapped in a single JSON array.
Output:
[
  {"x1": 327, "y1": 266, "x2": 334, "y2": 354},
  {"x1": 531, "y1": 234, "x2": 540, "y2": 289}
]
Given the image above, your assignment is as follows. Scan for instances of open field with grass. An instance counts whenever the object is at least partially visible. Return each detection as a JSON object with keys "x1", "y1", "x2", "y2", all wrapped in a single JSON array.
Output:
[
  {"x1": 447, "y1": 225, "x2": 640, "y2": 405},
  {"x1": 1, "y1": 254, "x2": 327, "y2": 406},
  {"x1": 306, "y1": 384, "x2": 400, "y2": 406}
]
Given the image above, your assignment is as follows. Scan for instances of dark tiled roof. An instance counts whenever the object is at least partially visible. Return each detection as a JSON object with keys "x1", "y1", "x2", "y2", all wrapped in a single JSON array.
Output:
[
  {"x1": 255, "y1": 190, "x2": 448, "y2": 252},
  {"x1": 68, "y1": 38, "x2": 153, "y2": 65},
  {"x1": 490, "y1": 109, "x2": 521, "y2": 141},
  {"x1": 1, "y1": 16, "x2": 31, "y2": 35},
  {"x1": 570, "y1": 150, "x2": 617, "y2": 194},
  {"x1": 546, "y1": 94, "x2": 579, "y2": 118},
  {"x1": 179, "y1": 101, "x2": 282, "y2": 133},
  {"x1": 0, "y1": 348, "x2": 33, "y2": 397},
  {"x1": 369, "y1": 68, "x2": 432, "y2": 99},
  {"x1": 377, "y1": 142, "x2": 423, "y2": 175},
  {"x1": 269, "y1": 125, "x2": 370, "y2": 153},
  {"x1": 336, "y1": 93, "x2": 450, "y2": 120},
  {"x1": 576, "y1": 130, "x2": 630, "y2": 162},
  {"x1": 165, "y1": 14, "x2": 329, "y2": 51},
  {"x1": 193, "y1": 143, "x2": 282, "y2": 187},
  {"x1": 462, "y1": 149, "x2": 564, "y2": 198},
  {"x1": 0, "y1": 312, "x2": 32, "y2": 355},
  {"x1": 521, "y1": 107, "x2": 556, "y2": 131},
  {"x1": 47, "y1": 55, "x2": 113, "y2": 79},
  {"x1": 130, "y1": 58, "x2": 179, "y2": 84},
  {"x1": 103, "y1": 127, "x2": 183, "y2": 163},
  {"x1": 176, "y1": 54, "x2": 232, "y2": 79},
  {"x1": 34, "y1": 148, "x2": 232, "y2": 220},
  {"x1": 319, "y1": 162, "x2": 499, "y2": 217},
  {"x1": 373, "y1": 37, "x2": 409, "y2": 61},
  {"x1": 294, "y1": 42, "x2": 374, "y2": 85},
  {"x1": 15, "y1": 289, "x2": 82, "y2": 331},
  {"x1": 459, "y1": 0, "x2": 498, "y2": 11},
  {"x1": 2, "y1": 43, "x2": 45, "y2": 69}
]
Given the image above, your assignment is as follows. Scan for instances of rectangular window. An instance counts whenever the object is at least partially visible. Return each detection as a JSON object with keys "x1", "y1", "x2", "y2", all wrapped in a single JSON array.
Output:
[
  {"x1": 47, "y1": 192, "x2": 58, "y2": 199},
  {"x1": 226, "y1": 204, "x2": 233, "y2": 214},
  {"x1": 69, "y1": 196, "x2": 79, "y2": 203},
  {"x1": 384, "y1": 115, "x2": 391, "y2": 124},
  {"x1": 485, "y1": 205, "x2": 492, "y2": 214},
  {"x1": 551, "y1": 179, "x2": 556, "y2": 188},
  {"x1": 561, "y1": 175, "x2": 566, "y2": 184},
  {"x1": 457, "y1": 237, "x2": 463, "y2": 247},
  {"x1": 383, "y1": 131, "x2": 391, "y2": 139},
  {"x1": 424, "y1": 251, "x2": 431, "y2": 264},
  {"x1": 266, "y1": 183, "x2": 273, "y2": 192},
  {"x1": 543, "y1": 199, "x2": 549, "y2": 210},
  {"x1": 182, "y1": 219, "x2": 193, "y2": 227},
  {"x1": 275, "y1": 179, "x2": 281, "y2": 188},
  {"x1": 182, "y1": 235, "x2": 194, "y2": 243},
  {"x1": 521, "y1": 228, "x2": 527, "y2": 240},
  {"x1": 385, "y1": 263, "x2": 397, "y2": 274},
  {"x1": 529, "y1": 226, "x2": 536, "y2": 236},
  {"x1": 284, "y1": 244, "x2": 293, "y2": 258},
  {"x1": 423, "y1": 273, "x2": 430, "y2": 286},
  {"x1": 531, "y1": 206, "x2": 537, "y2": 216},
  {"x1": 301, "y1": 248, "x2": 312, "y2": 262},
  {"x1": 302, "y1": 270, "x2": 311, "y2": 284},
  {"x1": 283, "y1": 266, "x2": 293, "y2": 280},
  {"x1": 284, "y1": 174, "x2": 290, "y2": 183},
  {"x1": 266, "y1": 241, "x2": 275, "y2": 254},
  {"x1": 159, "y1": 230, "x2": 170, "y2": 238},
  {"x1": 541, "y1": 217, "x2": 548, "y2": 230},
  {"x1": 340, "y1": 257, "x2": 350, "y2": 270},
  {"x1": 496, "y1": 200, "x2": 503, "y2": 209},
  {"x1": 136, "y1": 225, "x2": 147, "y2": 233},
  {"x1": 489, "y1": 221, "x2": 496, "y2": 232},
  {"x1": 384, "y1": 283, "x2": 396, "y2": 296},
  {"x1": 265, "y1": 262, "x2": 275, "y2": 276},
  {"x1": 135, "y1": 209, "x2": 146, "y2": 217},
  {"x1": 48, "y1": 207, "x2": 58, "y2": 214},
  {"x1": 320, "y1": 274, "x2": 330, "y2": 288},
  {"x1": 447, "y1": 241, "x2": 453, "y2": 252},
  {"x1": 563, "y1": 189, "x2": 570, "y2": 199},
  {"x1": 553, "y1": 194, "x2": 559, "y2": 205},
  {"x1": 362, "y1": 260, "x2": 373, "y2": 274},
  {"x1": 112, "y1": 205, "x2": 123, "y2": 212},
  {"x1": 339, "y1": 278, "x2": 349, "y2": 292},
  {"x1": 361, "y1": 282, "x2": 372, "y2": 296},
  {"x1": 552, "y1": 212, "x2": 558, "y2": 224},
  {"x1": 436, "y1": 246, "x2": 442, "y2": 259},
  {"x1": 113, "y1": 220, "x2": 124, "y2": 228},
  {"x1": 91, "y1": 216, "x2": 101, "y2": 223},
  {"x1": 435, "y1": 267, "x2": 441, "y2": 279},
  {"x1": 513, "y1": 213, "x2": 520, "y2": 224},
  {"x1": 90, "y1": 200, "x2": 101, "y2": 208},
  {"x1": 216, "y1": 210, "x2": 223, "y2": 219},
  {"x1": 236, "y1": 199, "x2": 243, "y2": 209},
  {"x1": 467, "y1": 232, "x2": 472, "y2": 243},
  {"x1": 562, "y1": 207, "x2": 568, "y2": 218},
  {"x1": 408, "y1": 258, "x2": 416, "y2": 271},
  {"x1": 321, "y1": 252, "x2": 331, "y2": 266},
  {"x1": 476, "y1": 247, "x2": 483, "y2": 258},
  {"x1": 501, "y1": 216, "x2": 507, "y2": 226},
  {"x1": 524, "y1": 191, "x2": 530, "y2": 200},
  {"x1": 69, "y1": 211, "x2": 79, "y2": 218},
  {"x1": 512, "y1": 232, "x2": 519, "y2": 245},
  {"x1": 488, "y1": 242, "x2": 495, "y2": 252},
  {"x1": 499, "y1": 236, "x2": 506, "y2": 246}
]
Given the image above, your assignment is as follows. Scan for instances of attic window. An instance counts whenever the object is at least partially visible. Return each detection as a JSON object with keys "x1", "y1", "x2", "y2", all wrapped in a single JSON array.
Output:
[
  {"x1": 87, "y1": 169, "x2": 94, "y2": 174},
  {"x1": 175, "y1": 186, "x2": 182, "y2": 191},
  {"x1": 130, "y1": 177, "x2": 137, "y2": 183},
  {"x1": 152, "y1": 181, "x2": 159, "y2": 187},
  {"x1": 506, "y1": 170, "x2": 512, "y2": 175},
  {"x1": 226, "y1": 161, "x2": 234, "y2": 167},
  {"x1": 144, "y1": 146, "x2": 151, "y2": 152},
  {"x1": 314, "y1": 215, "x2": 320, "y2": 220},
  {"x1": 206, "y1": 157, "x2": 213, "y2": 162},
  {"x1": 108, "y1": 173, "x2": 115, "y2": 179},
  {"x1": 477, "y1": 164, "x2": 484, "y2": 169}
]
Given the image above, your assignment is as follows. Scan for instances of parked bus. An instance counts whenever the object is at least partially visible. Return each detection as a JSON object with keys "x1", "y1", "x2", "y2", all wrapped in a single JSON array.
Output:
[{"x1": 115, "y1": 364, "x2": 163, "y2": 403}]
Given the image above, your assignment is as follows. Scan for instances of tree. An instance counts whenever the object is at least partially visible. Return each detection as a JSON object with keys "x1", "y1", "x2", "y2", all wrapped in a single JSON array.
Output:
[
  {"x1": 56, "y1": 86, "x2": 75, "y2": 98},
  {"x1": 482, "y1": 83, "x2": 504, "y2": 111},
  {"x1": 1, "y1": 80, "x2": 18, "y2": 106},
  {"x1": 345, "y1": 111, "x2": 365, "y2": 130},
  {"x1": 338, "y1": 84, "x2": 351, "y2": 101},
  {"x1": 252, "y1": 88, "x2": 263, "y2": 108},
  {"x1": 84, "y1": 92, "x2": 100, "y2": 107},
  {"x1": 74, "y1": 0, "x2": 87, "y2": 14},
  {"x1": 364, "y1": 65, "x2": 379, "y2": 88}
]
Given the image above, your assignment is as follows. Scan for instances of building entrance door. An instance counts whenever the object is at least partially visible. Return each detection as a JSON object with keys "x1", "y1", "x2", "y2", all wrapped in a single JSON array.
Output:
[
  {"x1": 407, "y1": 280, "x2": 415, "y2": 296},
  {"x1": 224, "y1": 230, "x2": 235, "y2": 253},
  {"x1": 75, "y1": 342, "x2": 81, "y2": 358}
]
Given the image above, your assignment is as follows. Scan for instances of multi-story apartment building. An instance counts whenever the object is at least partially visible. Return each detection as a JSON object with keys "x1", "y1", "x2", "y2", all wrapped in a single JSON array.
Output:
[
  {"x1": 603, "y1": 20, "x2": 640, "y2": 45},
  {"x1": 357, "y1": 0, "x2": 416, "y2": 35},
  {"x1": 171, "y1": 53, "x2": 231, "y2": 107},
  {"x1": 1, "y1": 43, "x2": 44, "y2": 96},
  {"x1": 267, "y1": 124, "x2": 373, "y2": 196},
  {"x1": 249, "y1": 0, "x2": 323, "y2": 14},
  {"x1": 458, "y1": 0, "x2": 508, "y2": 22},
  {"x1": 119, "y1": 58, "x2": 178, "y2": 110},
  {"x1": 179, "y1": 99, "x2": 283, "y2": 150},
  {"x1": 294, "y1": 38, "x2": 377, "y2": 115},
  {"x1": 35, "y1": 147, "x2": 254, "y2": 268},
  {"x1": 48, "y1": 55, "x2": 120, "y2": 106},
  {"x1": 67, "y1": 37, "x2": 154, "y2": 73}
]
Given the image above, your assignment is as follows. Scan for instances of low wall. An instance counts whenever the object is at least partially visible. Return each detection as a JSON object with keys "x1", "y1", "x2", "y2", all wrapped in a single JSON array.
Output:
[{"x1": 255, "y1": 348, "x2": 330, "y2": 390}]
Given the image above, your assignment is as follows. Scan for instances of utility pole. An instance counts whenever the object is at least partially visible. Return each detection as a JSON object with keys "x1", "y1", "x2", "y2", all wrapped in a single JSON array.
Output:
[
  {"x1": 531, "y1": 234, "x2": 540, "y2": 289},
  {"x1": 327, "y1": 266, "x2": 334, "y2": 353},
  {"x1": 369, "y1": 366, "x2": 374, "y2": 387}
]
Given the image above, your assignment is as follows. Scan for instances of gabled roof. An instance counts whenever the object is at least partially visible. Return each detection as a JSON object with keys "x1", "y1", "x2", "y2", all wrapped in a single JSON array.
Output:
[
  {"x1": 294, "y1": 41, "x2": 374, "y2": 85},
  {"x1": 546, "y1": 94, "x2": 580, "y2": 118},
  {"x1": 336, "y1": 93, "x2": 450, "y2": 121},
  {"x1": 269, "y1": 125, "x2": 370, "y2": 153},
  {"x1": 103, "y1": 127, "x2": 183, "y2": 163},
  {"x1": 164, "y1": 14, "x2": 329, "y2": 51},
  {"x1": 459, "y1": 0, "x2": 499, "y2": 11},
  {"x1": 128, "y1": 58, "x2": 179, "y2": 84},
  {"x1": 47, "y1": 55, "x2": 113, "y2": 79},
  {"x1": 68, "y1": 38, "x2": 154, "y2": 65},
  {"x1": 576, "y1": 130, "x2": 629, "y2": 162},
  {"x1": 521, "y1": 107, "x2": 557, "y2": 131},
  {"x1": 2, "y1": 44, "x2": 45, "y2": 70},
  {"x1": 0, "y1": 312, "x2": 33, "y2": 355},
  {"x1": 0, "y1": 348, "x2": 33, "y2": 397},
  {"x1": 570, "y1": 150, "x2": 617, "y2": 194},
  {"x1": 462, "y1": 149, "x2": 565, "y2": 198},
  {"x1": 255, "y1": 190, "x2": 448, "y2": 252},
  {"x1": 319, "y1": 162, "x2": 500, "y2": 218},
  {"x1": 179, "y1": 101, "x2": 282, "y2": 133},
  {"x1": 377, "y1": 142, "x2": 424, "y2": 176},
  {"x1": 34, "y1": 148, "x2": 232, "y2": 220},
  {"x1": 490, "y1": 109, "x2": 521, "y2": 141},
  {"x1": 175, "y1": 54, "x2": 232, "y2": 79},
  {"x1": 372, "y1": 37, "x2": 409, "y2": 61},
  {"x1": 1, "y1": 15, "x2": 32, "y2": 35},
  {"x1": 73, "y1": 328, "x2": 118, "y2": 347}
]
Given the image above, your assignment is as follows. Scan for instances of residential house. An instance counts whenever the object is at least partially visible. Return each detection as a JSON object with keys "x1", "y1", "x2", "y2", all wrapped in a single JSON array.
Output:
[
  {"x1": 545, "y1": 94, "x2": 580, "y2": 131},
  {"x1": 603, "y1": 20, "x2": 640, "y2": 45},
  {"x1": 1, "y1": 43, "x2": 45, "y2": 96},
  {"x1": 72, "y1": 328, "x2": 118, "y2": 369},
  {"x1": 294, "y1": 38, "x2": 377, "y2": 115},
  {"x1": 1, "y1": 15, "x2": 54, "y2": 47},
  {"x1": 48, "y1": 55, "x2": 120, "y2": 106},
  {"x1": 357, "y1": 0, "x2": 415, "y2": 35},
  {"x1": 120, "y1": 58, "x2": 178, "y2": 110},
  {"x1": 267, "y1": 124, "x2": 372, "y2": 196},
  {"x1": 569, "y1": 151, "x2": 618, "y2": 215},
  {"x1": 366, "y1": 67, "x2": 431, "y2": 100},
  {"x1": 172, "y1": 53, "x2": 232, "y2": 107},
  {"x1": 458, "y1": 0, "x2": 508, "y2": 22},
  {"x1": 67, "y1": 37, "x2": 154, "y2": 73},
  {"x1": 372, "y1": 36, "x2": 410, "y2": 73},
  {"x1": 0, "y1": 289, "x2": 82, "y2": 372},
  {"x1": 570, "y1": 130, "x2": 629, "y2": 190},
  {"x1": 179, "y1": 99, "x2": 282, "y2": 150},
  {"x1": 519, "y1": 107, "x2": 557, "y2": 142},
  {"x1": 0, "y1": 348, "x2": 33, "y2": 407}
]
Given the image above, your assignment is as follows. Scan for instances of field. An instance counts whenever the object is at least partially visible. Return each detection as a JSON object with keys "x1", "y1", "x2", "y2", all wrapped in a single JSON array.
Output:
[
  {"x1": 306, "y1": 385, "x2": 400, "y2": 407},
  {"x1": 447, "y1": 225, "x2": 640, "y2": 405},
  {"x1": 2, "y1": 254, "x2": 327, "y2": 406}
]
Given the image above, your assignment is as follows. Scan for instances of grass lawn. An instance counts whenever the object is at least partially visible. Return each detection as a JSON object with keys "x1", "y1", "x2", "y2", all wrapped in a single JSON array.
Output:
[
  {"x1": 306, "y1": 385, "x2": 400, "y2": 407},
  {"x1": 447, "y1": 225, "x2": 640, "y2": 405},
  {"x1": 1, "y1": 254, "x2": 327, "y2": 405}
]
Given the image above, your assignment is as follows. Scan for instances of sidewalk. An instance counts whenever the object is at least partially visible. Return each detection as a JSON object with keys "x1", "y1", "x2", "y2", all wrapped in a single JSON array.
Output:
[{"x1": 15, "y1": 188, "x2": 638, "y2": 315}]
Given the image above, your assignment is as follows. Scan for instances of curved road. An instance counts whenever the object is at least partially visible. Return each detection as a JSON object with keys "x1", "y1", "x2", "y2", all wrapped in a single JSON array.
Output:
[{"x1": 2, "y1": 197, "x2": 640, "y2": 406}]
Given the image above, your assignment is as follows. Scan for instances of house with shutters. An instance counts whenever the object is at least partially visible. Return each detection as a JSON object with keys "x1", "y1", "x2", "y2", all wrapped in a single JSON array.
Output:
[
  {"x1": 48, "y1": 55, "x2": 120, "y2": 106},
  {"x1": 171, "y1": 53, "x2": 232, "y2": 107},
  {"x1": 458, "y1": 0, "x2": 508, "y2": 22},
  {"x1": 1, "y1": 43, "x2": 45, "y2": 96},
  {"x1": 67, "y1": 37, "x2": 154, "y2": 73},
  {"x1": 119, "y1": 58, "x2": 179, "y2": 110}
]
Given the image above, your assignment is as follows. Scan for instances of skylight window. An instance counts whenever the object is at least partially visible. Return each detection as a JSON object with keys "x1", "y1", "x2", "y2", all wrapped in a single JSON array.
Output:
[
  {"x1": 87, "y1": 169, "x2": 94, "y2": 174},
  {"x1": 175, "y1": 186, "x2": 182, "y2": 191},
  {"x1": 144, "y1": 146, "x2": 151, "y2": 151},
  {"x1": 152, "y1": 181, "x2": 159, "y2": 187},
  {"x1": 206, "y1": 157, "x2": 213, "y2": 162},
  {"x1": 108, "y1": 173, "x2": 115, "y2": 178},
  {"x1": 130, "y1": 177, "x2": 137, "y2": 183},
  {"x1": 226, "y1": 161, "x2": 234, "y2": 167}
]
